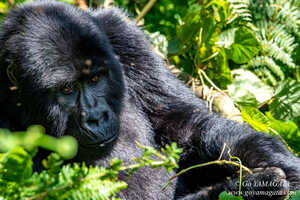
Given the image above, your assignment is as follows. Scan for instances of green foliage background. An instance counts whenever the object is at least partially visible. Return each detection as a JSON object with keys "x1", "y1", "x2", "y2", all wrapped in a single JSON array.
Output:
[{"x1": 114, "y1": 0, "x2": 300, "y2": 156}]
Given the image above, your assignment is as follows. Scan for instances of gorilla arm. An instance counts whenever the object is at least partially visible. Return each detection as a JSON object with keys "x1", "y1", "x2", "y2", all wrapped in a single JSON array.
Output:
[{"x1": 93, "y1": 8, "x2": 300, "y2": 199}]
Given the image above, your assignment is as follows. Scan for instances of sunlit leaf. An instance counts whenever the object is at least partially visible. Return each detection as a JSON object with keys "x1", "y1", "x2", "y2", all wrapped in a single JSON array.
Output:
[
  {"x1": 218, "y1": 191, "x2": 244, "y2": 200},
  {"x1": 241, "y1": 107, "x2": 270, "y2": 133},
  {"x1": 266, "y1": 112, "x2": 300, "y2": 154},
  {"x1": 226, "y1": 27, "x2": 261, "y2": 64},
  {"x1": 0, "y1": 147, "x2": 33, "y2": 182},
  {"x1": 289, "y1": 190, "x2": 300, "y2": 200},
  {"x1": 228, "y1": 69, "x2": 273, "y2": 106},
  {"x1": 0, "y1": 2, "x2": 7, "y2": 14},
  {"x1": 207, "y1": 49, "x2": 232, "y2": 89}
]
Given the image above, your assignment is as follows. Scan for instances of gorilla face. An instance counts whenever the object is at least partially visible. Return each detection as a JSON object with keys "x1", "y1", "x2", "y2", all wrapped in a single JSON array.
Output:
[
  {"x1": 0, "y1": 2, "x2": 125, "y2": 150},
  {"x1": 58, "y1": 53, "x2": 124, "y2": 149}
]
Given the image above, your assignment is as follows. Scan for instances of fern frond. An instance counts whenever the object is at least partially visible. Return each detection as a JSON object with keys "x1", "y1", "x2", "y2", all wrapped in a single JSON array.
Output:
[
  {"x1": 256, "y1": 21, "x2": 297, "y2": 54},
  {"x1": 249, "y1": 0, "x2": 274, "y2": 21},
  {"x1": 228, "y1": 0, "x2": 252, "y2": 23},
  {"x1": 262, "y1": 67, "x2": 278, "y2": 86},
  {"x1": 269, "y1": 24, "x2": 297, "y2": 54},
  {"x1": 247, "y1": 56, "x2": 285, "y2": 80},
  {"x1": 275, "y1": 0, "x2": 300, "y2": 34},
  {"x1": 64, "y1": 180, "x2": 126, "y2": 200},
  {"x1": 251, "y1": 67, "x2": 278, "y2": 86},
  {"x1": 248, "y1": 14, "x2": 298, "y2": 82},
  {"x1": 262, "y1": 40, "x2": 295, "y2": 69}
]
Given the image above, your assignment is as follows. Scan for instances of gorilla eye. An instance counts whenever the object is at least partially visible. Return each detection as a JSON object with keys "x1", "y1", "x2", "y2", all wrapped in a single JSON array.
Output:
[
  {"x1": 62, "y1": 86, "x2": 73, "y2": 95},
  {"x1": 91, "y1": 75, "x2": 99, "y2": 83}
]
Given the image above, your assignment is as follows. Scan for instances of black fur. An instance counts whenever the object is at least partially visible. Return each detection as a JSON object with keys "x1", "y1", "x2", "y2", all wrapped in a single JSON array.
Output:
[{"x1": 0, "y1": 1, "x2": 299, "y2": 199}]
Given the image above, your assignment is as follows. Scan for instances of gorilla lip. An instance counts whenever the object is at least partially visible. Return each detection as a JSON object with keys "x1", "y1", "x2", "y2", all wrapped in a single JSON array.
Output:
[
  {"x1": 70, "y1": 116, "x2": 119, "y2": 148},
  {"x1": 80, "y1": 132, "x2": 118, "y2": 148}
]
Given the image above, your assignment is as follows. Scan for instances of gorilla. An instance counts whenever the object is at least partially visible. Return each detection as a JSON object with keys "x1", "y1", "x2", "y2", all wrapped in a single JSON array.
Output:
[{"x1": 0, "y1": 1, "x2": 299, "y2": 199}]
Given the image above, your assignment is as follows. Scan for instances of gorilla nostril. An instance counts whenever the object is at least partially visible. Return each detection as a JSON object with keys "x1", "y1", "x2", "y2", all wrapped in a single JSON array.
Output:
[
  {"x1": 103, "y1": 111, "x2": 109, "y2": 121},
  {"x1": 84, "y1": 111, "x2": 109, "y2": 127},
  {"x1": 87, "y1": 119, "x2": 99, "y2": 126}
]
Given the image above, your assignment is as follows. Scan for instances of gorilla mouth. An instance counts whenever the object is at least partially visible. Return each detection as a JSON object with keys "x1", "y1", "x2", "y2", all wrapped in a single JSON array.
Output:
[
  {"x1": 79, "y1": 128, "x2": 119, "y2": 149},
  {"x1": 84, "y1": 133, "x2": 118, "y2": 148},
  {"x1": 67, "y1": 115, "x2": 119, "y2": 149}
]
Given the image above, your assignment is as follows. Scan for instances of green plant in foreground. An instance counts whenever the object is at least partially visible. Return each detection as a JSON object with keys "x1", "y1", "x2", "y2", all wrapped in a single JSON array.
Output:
[
  {"x1": 0, "y1": 127, "x2": 182, "y2": 200},
  {"x1": 0, "y1": 126, "x2": 78, "y2": 159}
]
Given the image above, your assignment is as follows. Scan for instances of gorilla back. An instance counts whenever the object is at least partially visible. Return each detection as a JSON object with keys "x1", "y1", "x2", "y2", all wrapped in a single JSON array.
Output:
[{"x1": 0, "y1": 1, "x2": 300, "y2": 200}]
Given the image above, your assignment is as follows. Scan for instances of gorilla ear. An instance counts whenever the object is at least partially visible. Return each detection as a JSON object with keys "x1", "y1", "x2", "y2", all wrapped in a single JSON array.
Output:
[{"x1": 0, "y1": 37, "x2": 17, "y2": 87}]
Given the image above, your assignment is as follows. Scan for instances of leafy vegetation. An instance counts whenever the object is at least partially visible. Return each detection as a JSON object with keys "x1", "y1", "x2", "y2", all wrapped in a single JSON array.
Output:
[
  {"x1": 0, "y1": 127, "x2": 182, "y2": 200},
  {"x1": 124, "y1": 0, "x2": 300, "y2": 153},
  {"x1": 132, "y1": 0, "x2": 300, "y2": 159},
  {"x1": 112, "y1": 0, "x2": 300, "y2": 199},
  {"x1": 247, "y1": 0, "x2": 300, "y2": 85},
  {"x1": 1, "y1": 0, "x2": 300, "y2": 199}
]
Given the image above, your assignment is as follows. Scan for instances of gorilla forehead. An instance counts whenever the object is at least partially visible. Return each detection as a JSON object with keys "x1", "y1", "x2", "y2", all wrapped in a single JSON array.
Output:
[{"x1": 4, "y1": 1, "x2": 111, "y2": 88}]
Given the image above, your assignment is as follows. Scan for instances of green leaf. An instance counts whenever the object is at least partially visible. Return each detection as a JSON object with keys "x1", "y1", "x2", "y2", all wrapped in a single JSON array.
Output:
[
  {"x1": 229, "y1": 88, "x2": 259, "y2": 108},
  {"x1": 241, "y1": 107, "x2": 270, "y2": 133},
  {"x1": 226, "y1": 27, "x2": 261, "y2": 64},
  {"x1": 206, "y1": 49, "x2": 232, "y2": 89},
  {"x1": 168, "y1": 38, "x2": 180, "y2": 55},
  {"x1": 58, "y1": 0, "x2": 74, "y2": 4},
  {"x1": 0, "y1": 147, "x2": 33, "y2": 182},
  {"x1": 0, "y1": 2, "x2": 7, "y2": 14},
  {"x1": 266, "y1": 112, "x2": 300, "y2": 154},
  {"x1": 175, "y1": 6, "x2": 203, "y2": 52},
  {"x1": 289, "y1": 190, "x2": 300, "y2": 200},
  {"x1": 219, "y1": 191, "x2": 244, "y2": 200},
  {"x1": 217, "y1": 28, "x2": 236, "y2": 48},
  {"x1": 228, "y1": 69, "x2": 273, "y2": 106}
]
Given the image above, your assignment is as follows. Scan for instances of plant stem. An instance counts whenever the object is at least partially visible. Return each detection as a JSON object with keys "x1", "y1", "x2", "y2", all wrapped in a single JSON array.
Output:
[
  {"x1": 162, "y1": 159, "x2": 252, "y2": 191},
  {"x1": 8, "y1": 0, "x2": 14, "y2": 7},
  {"x1": 136, "y1": 0, "x2": 157, "y2": 22},
  {"x1": 198, "y1": 69, "x2": 225, "y2": 94}
]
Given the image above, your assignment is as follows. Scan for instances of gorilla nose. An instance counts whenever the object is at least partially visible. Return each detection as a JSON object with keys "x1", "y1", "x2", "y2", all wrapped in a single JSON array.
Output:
[
  {"x1": 81, "y1": 110, "x2": 110, "y2": 128},
  {"x1": 86, "y1": 118, "x2": 99, "y2": 127},
  {"x1": 86, "y1": 111, "x2": 109, "y2": 125}
]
